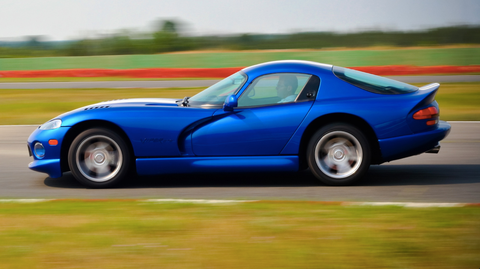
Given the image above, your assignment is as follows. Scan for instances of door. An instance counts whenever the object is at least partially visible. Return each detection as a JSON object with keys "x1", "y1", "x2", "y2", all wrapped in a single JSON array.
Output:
[{"x1": 191, "y1": 73, "x2": 320, "y2": 156}]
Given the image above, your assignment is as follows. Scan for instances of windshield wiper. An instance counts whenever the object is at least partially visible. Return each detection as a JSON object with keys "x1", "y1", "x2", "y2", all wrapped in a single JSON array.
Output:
[{"x1": 180, "y1": 96, "x2": 190, "y2": 107}]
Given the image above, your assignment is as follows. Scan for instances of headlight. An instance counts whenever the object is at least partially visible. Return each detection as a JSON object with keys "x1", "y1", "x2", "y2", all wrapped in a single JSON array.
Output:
[{"x1": 39, "y1": 119, "x2": 62, "y2": 130}]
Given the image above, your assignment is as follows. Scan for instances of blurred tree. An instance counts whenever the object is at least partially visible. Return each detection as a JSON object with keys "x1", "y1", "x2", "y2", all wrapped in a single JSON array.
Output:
[
  {"x1": 2, "y1": 23, "x2": 480, "y2": 58},
  {"x1": 152, "y1": 19, "x2": 192, "y2": 53},
  {"x1": 162, "y1": 20, "x2": 177, "y2": 33},
  {"x1": 26, "y1": 36, "x2": 46, "y2": 49},
  {"x1": 108, "y1": 31, "x2": 135, "y2": 55},
  {"x1": 64, "y1": 39, "x2": 93, "y2": 56},
  {"x1": 153, "y1": 31, "x2": 177, "y2": 52}
]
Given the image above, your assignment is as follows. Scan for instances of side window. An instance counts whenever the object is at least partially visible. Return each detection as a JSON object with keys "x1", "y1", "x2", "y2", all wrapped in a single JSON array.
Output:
[{"x1": 238, "y1": 73, "x2": 313, "y2": 107}]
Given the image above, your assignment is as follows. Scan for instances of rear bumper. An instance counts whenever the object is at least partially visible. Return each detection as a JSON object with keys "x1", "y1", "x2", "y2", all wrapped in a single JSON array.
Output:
[{"x1": 379, "y1": 121, "x2": 451, "y2": 162}]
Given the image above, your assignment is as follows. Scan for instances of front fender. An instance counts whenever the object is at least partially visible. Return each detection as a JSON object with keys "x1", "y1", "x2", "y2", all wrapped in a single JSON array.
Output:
[{"x1": 27, "y1": 126, "x2": 70, "y2": 178}]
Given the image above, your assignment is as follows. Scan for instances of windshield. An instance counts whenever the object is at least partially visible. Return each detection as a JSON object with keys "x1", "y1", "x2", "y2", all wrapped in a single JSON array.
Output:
[
  {"x1": 333, "y1": 66, "x2": 418, "y2": 94},
  {"x1": 188, "y1": 72, "x2": 247, "y2": 107}
]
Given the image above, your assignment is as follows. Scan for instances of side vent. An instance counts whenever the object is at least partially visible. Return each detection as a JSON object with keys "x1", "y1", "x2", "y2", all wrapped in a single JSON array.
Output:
[{"x1": 84, "y1": 105, "x2": 110, "y2": 111}]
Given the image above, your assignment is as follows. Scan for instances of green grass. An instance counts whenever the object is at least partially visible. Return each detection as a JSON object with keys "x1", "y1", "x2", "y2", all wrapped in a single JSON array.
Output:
[
  {"x1": 0, "y1": 200, "x2": 478, "y2": 269},
  {"x1": 0, "y1": 82, "x2": 479, "y2": 125},
  {"x1": 413, "y1": 82, "x2": 480, "y2": 121},
  {"x1": 0, "y1": 87, "x2": 204, "y2": 125},
  {"x1": 1, "y1": 47, "x2": 480, "y2": 71}
]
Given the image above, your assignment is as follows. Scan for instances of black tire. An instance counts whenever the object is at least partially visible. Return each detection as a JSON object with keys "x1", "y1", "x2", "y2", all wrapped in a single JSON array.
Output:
[
  {"x1": 307, "y1": 123, "x2": 371, "y2": 186},
  {"x1": 68, "y1": 128, "x2": 131, "y2": 188}
]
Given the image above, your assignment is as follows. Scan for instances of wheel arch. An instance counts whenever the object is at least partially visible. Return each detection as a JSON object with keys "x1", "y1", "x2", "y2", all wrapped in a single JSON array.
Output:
[
  {"x1": 298, "y1": 113, "x2": 383, "y2": 169},
  {"x1": 60, "y1": 120, "x2": 135, "y2": 173}
]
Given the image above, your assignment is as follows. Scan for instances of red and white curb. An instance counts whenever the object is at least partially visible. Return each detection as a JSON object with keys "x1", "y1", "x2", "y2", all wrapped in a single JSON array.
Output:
[{"x1": 0, "y1": 199, "x2": 478, "y2": 207}]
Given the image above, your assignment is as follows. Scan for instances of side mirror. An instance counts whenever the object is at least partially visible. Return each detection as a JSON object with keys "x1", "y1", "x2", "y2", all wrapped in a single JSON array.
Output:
[{"x1": 223, "y1": 94, "x2": 238, "y2": 111}]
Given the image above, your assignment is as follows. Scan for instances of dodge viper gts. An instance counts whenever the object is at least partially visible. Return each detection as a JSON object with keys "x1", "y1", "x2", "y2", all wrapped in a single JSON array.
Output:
[{"x1": 27, "y1": 60, "x2": 451, "y2": 187}]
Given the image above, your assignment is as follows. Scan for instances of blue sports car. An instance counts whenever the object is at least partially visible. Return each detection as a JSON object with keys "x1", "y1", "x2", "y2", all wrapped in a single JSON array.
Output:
[{"x1": 27, "y1": 60, "x2": 451, "y2": 188}]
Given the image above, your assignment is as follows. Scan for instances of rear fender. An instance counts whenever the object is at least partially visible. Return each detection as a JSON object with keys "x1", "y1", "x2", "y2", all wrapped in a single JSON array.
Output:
[{"x1": 407, "y1": 83, "x2": 441, "y2": 134}]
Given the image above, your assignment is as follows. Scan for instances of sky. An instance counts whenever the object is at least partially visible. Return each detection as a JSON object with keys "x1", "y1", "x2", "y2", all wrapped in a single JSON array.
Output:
[{"x1": 1, "y1": 0, "x2": 480, "y2": 40}]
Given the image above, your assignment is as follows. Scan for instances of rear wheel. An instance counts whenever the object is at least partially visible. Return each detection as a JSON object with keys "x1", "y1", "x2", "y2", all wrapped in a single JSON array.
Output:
[
  {"x1": 68, "y1": 128, "x2": 130, "y2": 188},
  {"x1": 307, "y1": 123, "x2": 371, "y2": 185}
]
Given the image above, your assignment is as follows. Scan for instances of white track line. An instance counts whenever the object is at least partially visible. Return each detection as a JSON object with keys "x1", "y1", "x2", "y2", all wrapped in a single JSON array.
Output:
[
  {"x1": 0, "y1": 199, "x2": 53, "y2": 203},
  {"x1": 346, "y1": 202, "x2": 466, "y2": 207},
  {"x1": 144, "y1": 199, "x2": 258, "y2": 204}
]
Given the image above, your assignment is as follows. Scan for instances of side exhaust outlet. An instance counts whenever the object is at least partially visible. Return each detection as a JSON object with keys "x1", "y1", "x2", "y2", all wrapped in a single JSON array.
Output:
[{"x1": 425, "y1": 144, "x2": 441, "y2": 154}]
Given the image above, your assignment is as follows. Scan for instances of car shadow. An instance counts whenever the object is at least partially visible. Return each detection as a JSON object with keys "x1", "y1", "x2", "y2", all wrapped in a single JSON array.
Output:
[
  {"x1": 364, "y1": 164, "x2": 480, "y2": 186},
  {"x1": 43, "y1": 164, "x2": 480, "y2": 189}
]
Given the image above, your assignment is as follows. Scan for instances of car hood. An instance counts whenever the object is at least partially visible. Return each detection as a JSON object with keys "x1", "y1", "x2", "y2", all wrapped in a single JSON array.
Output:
[
  {"x1": 92, "y1": 98, "x2": 180, "y2": 107},
  {"x1": 51, "y1": 98, "x2": 182, "y2": 124}
]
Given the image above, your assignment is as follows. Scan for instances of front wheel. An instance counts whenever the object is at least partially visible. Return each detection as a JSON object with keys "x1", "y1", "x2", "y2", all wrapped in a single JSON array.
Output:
[
  {"x1": 68, "y1": 128, "x2": 131, "y2": 188},
  {"x1": 307, "y1": 123, "x2": 371, "y2": 186}
]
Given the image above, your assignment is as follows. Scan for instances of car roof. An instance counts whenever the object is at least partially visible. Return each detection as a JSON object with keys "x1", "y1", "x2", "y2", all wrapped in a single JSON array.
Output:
[{"x1": 241, "y1": 60, "x2": 333, "y2": 78}]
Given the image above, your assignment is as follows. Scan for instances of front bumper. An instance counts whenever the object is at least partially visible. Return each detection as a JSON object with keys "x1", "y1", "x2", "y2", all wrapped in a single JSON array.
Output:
[
  {"x1": 28, "y1": 159, "x2": 62, "y2": 178},
  {"x1": 27, "y1": 126, "x2": 70, "y2": 178},
  {"x1": 379, "y1": 121, "x2": 451, "y2": 162}
]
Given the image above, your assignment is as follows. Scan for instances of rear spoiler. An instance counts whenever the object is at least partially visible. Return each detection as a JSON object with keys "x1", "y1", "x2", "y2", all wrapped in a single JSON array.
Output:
[
  {"x1": 413, "y1": 83, "x2": 440, "y2": 109},
  {"x1": 419, "y1": 83, "x2": 440, "y2": 92}
]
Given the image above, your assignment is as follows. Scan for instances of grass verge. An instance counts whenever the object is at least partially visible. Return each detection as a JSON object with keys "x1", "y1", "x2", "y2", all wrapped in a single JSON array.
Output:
[
  {"x1": 0, "y1": 200, "x2": 478, "y2": 269},
  {"x1": 0, "y1": 82, "x2": 478, "y2": 125},
  {"x1": 1, "y1": 47, "x2": 480, "y2": 70},
  {"x1": 0, "y1": 87, "x2": 204, "y2": 125},
  {"x1": 412, "y1": 82, "x2": 480, "y2": 121}
]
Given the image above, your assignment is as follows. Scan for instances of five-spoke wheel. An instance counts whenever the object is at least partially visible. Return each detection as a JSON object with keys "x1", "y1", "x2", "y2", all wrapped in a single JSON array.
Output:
[
  {"x1": 307, "y1": 123, "x2": 370, "y2": 185},
  {"x1": 68, "y1": 128, "x2": 130, "y2": 188}
]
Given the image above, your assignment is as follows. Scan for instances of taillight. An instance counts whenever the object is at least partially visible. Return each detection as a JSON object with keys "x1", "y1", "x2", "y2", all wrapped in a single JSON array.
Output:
[{"x1": 413, "y1": 106, "x2": 438, "y2": 120}]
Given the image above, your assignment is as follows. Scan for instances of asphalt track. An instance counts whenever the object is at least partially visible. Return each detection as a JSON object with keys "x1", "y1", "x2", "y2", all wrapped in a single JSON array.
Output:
[
  {"x1": 0, "y1": 75, "x2": 480, "y2": 89},
  {"x1": 0, "y1": 122, "x2": 478, "y2": 202}
]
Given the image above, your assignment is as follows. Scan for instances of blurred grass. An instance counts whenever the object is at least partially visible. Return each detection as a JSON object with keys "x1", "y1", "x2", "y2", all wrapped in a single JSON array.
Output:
[
  {"x1": 0, "y1": 87, "x2": 204, "y2": 125},
  {"x1": 0, "y1": 82, "x2": 479, "y2": 125},
  {"x1": 1, "y1": 47, "x2": 480, "y2": 70},
  {"x1": 412, "y1": 82, "x2": 480, "y2": 121},
  {"x1": 0, "y1": 200, "x2": 478, "y2": 269}
]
